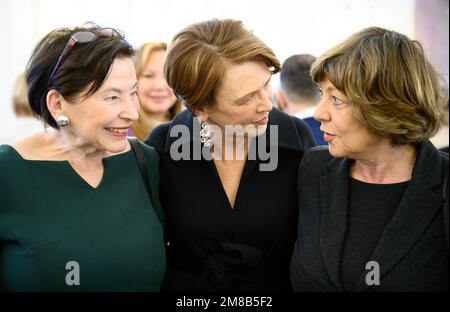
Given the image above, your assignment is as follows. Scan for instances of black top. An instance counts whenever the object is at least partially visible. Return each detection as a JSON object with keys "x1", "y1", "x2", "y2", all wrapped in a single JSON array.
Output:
[
  {"x1": 341, "y1": 178, "x2": 409, "y2": 291},
  {"x1": 145, "y1": 108, "x2": 316, "y2": 291},
  {"x1": 290, "y1": 141, "x2": 449, "y2": 291},
  {"x1": 0, "y1": 144, "x2": 165, "y2": 291}
]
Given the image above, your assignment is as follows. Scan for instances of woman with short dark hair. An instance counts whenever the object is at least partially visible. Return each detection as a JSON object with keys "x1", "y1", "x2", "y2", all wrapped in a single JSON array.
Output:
[{"x1": 0, "y1": 24, "x2": 165, "y2": 291}]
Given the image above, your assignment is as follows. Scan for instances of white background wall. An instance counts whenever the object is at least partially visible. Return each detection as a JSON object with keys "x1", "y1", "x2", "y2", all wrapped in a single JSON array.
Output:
[{"x1": 1, "y1": 0, "x2": 442, "y2": 136}]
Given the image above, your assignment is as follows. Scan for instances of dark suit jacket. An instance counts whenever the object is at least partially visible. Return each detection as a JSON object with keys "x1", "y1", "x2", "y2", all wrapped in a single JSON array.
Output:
[
  {"x1": 145, "y1": 108, "x2": 316, "y2": 291},
  {"x1": 291, "y1": 140, "x2": 449, "y2": 291}
]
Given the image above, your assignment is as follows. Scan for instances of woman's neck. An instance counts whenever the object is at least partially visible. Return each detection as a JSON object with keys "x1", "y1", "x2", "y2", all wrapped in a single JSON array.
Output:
[
  {"x1": 350, "y1": 142, "x2": 417, "y2": 184},
  {"x1": 210, "y1": 131, "x2": 251, "y2": 162}
]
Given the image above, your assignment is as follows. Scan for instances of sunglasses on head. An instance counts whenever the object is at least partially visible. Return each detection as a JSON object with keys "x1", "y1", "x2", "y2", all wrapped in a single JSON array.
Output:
[{"x1": 48, "y1": 28, "x2": 118, "y2": 83}]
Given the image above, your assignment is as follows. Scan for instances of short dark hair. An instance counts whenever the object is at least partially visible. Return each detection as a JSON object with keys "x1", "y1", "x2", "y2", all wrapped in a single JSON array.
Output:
[
  {"x1": 280, "y1": 54, "x2": 319, "y2": 103},
  {"x1": 26, "y1": 24, "x2": 134, "y2": 128}
]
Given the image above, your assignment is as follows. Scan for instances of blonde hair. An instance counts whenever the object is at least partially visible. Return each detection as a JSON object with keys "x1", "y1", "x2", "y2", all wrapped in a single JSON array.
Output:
[
  {"x1": 311, "y1": 27, "x2": 447, "y2": 145},
  {"x1": 13, "y1": 73, "x2": 34, "y2": 117},
  {"x1": 164, "y1": 19, "x2": 280, "y2": 112},
  {"x1": 131, "y1": 42, "x2": 184, "y2": 141}
]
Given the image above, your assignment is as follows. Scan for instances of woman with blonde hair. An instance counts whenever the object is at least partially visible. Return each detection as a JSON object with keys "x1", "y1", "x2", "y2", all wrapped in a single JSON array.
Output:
[
  {"x1": 130, "y1": 42, "x2": 183, "y2": 141},
  {"x1": 0, "y1": 73, "x2": 44, "y2": 144}
]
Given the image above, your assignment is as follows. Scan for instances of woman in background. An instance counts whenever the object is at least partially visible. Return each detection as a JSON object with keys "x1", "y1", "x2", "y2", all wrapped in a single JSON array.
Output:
[
  {"x1": 130, "y1": 42, "x2": 183, "y2": 141},
  {"x1": 0, "y1": 73, "x2": 44, "y2": 144}
]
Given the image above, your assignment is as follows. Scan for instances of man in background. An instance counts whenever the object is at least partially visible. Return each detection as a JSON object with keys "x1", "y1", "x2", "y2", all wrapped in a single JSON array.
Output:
[{"x1": 276, "y1": 54, "x2": 325, "y2": 145}]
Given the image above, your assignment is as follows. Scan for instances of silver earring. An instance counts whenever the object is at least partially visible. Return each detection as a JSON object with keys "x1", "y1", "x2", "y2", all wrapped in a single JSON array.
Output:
[
  {"x1": 56, "y1": 115, "x2": 70, "y2": 127},
  {"x1": 200, "y1": 121, "x2": 211, "y2": 147}
]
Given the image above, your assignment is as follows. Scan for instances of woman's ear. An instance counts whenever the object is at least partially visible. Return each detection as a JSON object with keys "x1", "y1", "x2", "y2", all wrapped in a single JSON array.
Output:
[
  {"x1": 46, "y1": 89, "x2": 64, "y2": 120},
  {"x1": 192, "y1": 107, "x2": 209, "y2": 122}
]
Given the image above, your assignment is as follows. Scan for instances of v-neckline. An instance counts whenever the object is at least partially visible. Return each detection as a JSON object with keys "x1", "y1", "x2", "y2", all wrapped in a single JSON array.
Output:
[
  {"x1": 208, "y1": 156, "x2": 260, "y2": 211},
  {"x1": 6, "y1": 145, "x2": 132, "y2": 190},
  {"x1": 67, "y1": 159, "x2": 106, "y2": 190}
]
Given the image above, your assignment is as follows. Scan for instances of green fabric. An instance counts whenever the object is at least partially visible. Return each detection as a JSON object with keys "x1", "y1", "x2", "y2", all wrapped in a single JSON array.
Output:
[
  {"x1": 0, "y1": 144, "x2": 165, "y2": 291},
  {"x1": 142, "y1": 142, "x2": 165, "y2": 230}
]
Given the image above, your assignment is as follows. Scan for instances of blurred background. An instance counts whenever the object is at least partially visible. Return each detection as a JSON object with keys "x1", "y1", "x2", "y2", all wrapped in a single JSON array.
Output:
[{"x1": 0, "y1": 0, "x2": 448, "y2": 146}]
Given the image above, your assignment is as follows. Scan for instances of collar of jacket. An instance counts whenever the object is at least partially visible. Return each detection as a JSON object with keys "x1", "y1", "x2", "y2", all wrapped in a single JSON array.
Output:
[
  {"x1": 162, "y1": 107, "x2": 305, "y2": 154},
  {"x1": 325, "y1": 140, "x2": 444, "y2": 188},
  {"x1": 318, "y1": 139, "x2": 445, "y2": 291}
]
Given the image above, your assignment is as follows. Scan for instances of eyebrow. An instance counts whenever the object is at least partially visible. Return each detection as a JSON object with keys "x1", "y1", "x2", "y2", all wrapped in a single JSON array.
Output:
[
  {"x1": 322, "y1": 85, "x2": 335, "y2": 93},
  {"x1": 101, "y1": 82, "x2": 138, "y2": 94},
  {"x1": 234, "y1": 75, "x2": 272, "y2": 105}
]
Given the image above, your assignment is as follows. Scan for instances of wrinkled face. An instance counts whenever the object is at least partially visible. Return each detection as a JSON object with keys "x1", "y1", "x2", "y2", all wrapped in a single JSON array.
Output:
[
  {"x1": 200, "y1": 60, "x2": 273, "y2": 138},
  {"x1": 137, "y1": 49, "x2": 177, "y2": 115},
  {"x1": 314, "y1": 79, "x2": 381, "y2": 159},
  {"x1": 62, "y1": 57, "x2": 139, "y2": 153}
]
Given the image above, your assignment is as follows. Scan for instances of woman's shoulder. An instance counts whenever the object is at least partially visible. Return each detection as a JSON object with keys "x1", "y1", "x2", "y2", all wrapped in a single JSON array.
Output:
[
  {"x1": 298, "y1": 146, "x2": 335, "y2": 177},
  {"x1": 145, "y1": 122, "x2": 171, "y2": 152},
  {"x1": 3, "y1": 132, "x2": 48, "y2": 160},
  {"x1": 0, "y1": 145, "x2": 25, "y2": 187},
  {"x1": 145, "y1": 109, "x2": 193, "y2": 152},
  {"x1": 304, "y1": 146, "x2": 333, "y2": 163},
  {"x1": 0, "y1": 144, "x2": 19, "y2": 160},
  {"x1": 138, "y1": 140, "x2": 159, "y2": 163}
]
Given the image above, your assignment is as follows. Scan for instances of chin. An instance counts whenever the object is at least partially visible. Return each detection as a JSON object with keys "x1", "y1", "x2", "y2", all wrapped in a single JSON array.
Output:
[
  {"x1": 256, "y1": 124, "x2": 269, "y2": 138},
  {"x1": 103, "y1": 140, "x2": 129, "y2": 154},
  {"x1": 143, "y1": 104, "x2": 173, "y2": 114},
  {"x1": 328, "y1": 145, "x2": 350, "y2": 159},
  {"x1": 246, "y1": 124, "x2": 268, "y2": 138}
]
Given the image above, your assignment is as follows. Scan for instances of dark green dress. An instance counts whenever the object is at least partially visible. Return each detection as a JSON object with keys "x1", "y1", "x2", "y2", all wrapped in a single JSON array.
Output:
[{"x1": 0, "y1": 144, "x2": 165, "y2": 291}]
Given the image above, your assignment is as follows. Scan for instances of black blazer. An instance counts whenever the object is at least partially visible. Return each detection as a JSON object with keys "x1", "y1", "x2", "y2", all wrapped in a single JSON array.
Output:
[
  {"x1": 145, "y1": 108, "x2": 316, "y2": 291},
  {"x1": 291, "y1": 141, "x2": 449, "y2": 291}
]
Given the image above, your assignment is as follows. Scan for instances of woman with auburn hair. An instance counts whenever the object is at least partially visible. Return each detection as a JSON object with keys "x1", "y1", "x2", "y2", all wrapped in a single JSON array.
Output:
[
  {"x1": 290, "y1": 26, "x2": 448, "y2": 292},
  {"x1": 146, "y1": 19, "x2": 316, "y2": 291},
  {"x1": 130, "y1": 42, "x2": 183, "y2": 141}
]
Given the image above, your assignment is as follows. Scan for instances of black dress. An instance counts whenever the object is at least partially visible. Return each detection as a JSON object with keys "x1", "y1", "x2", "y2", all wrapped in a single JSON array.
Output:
[{"x1": 145, "y1": 108, "x2": 316, "y2": 291}]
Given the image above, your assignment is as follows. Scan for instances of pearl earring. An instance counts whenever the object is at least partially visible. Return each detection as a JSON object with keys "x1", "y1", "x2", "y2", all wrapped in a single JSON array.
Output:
[{"x1": 56, "y1": 114, "x2": 70, "y2": 127}]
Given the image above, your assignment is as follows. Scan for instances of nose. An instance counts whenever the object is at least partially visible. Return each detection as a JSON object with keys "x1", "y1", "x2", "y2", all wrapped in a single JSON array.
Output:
[
  {"x1": 313, "y1": 97, "x2": 329, "y2": 122},
  {"x1": 153, "y1": 75, "x2": 170, "y2": 90},
  {"x1": 120, "y1": 96, "x2": 139, "y2": 121},
  {"x1": 257, "y1": 85, "x2": 273, "y2": 114}
]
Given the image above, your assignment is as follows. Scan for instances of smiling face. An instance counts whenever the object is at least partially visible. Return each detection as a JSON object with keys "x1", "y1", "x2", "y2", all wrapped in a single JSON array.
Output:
[
  {"x1": 61, "y1": 57, "x2": 139, "y2": 153},
  {"x1": 137, "y1": 49, "x2": 177, "y2": 115},
  {"x1": 198, "y1": 60, "x2": 273, "y2": 138},
  {"x1": 314, "y1": 79, "x2": 382, "y2": 159}
]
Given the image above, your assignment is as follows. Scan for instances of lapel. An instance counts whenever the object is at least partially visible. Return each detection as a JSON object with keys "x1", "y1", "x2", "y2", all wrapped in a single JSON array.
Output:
[
  {"x1": 319, "y1": 156, "x2": 352, "y2": 292},
  {"x1": 354, "y1": 141, "x2": 444, "y2": 291}
]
